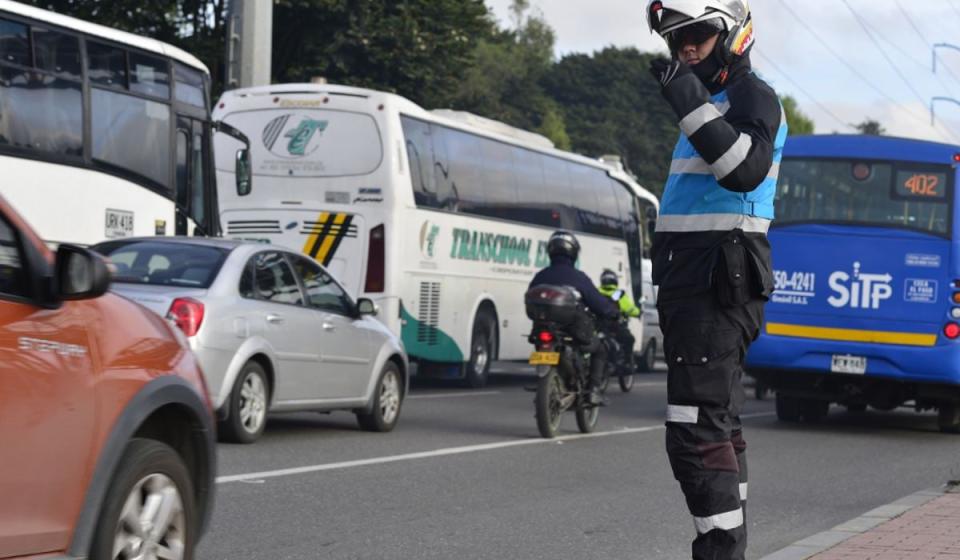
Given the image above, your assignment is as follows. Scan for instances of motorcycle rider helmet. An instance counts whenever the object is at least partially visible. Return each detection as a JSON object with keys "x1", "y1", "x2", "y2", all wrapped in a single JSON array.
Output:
[
  {"x1": 600, "y1": 269, "x2": 619, "y2": 288},
  {"x1": 546, "y1": 230, "x2": 580, "y2": 262},
  {"x1": 646, "y1": 0, "x2": 754, "y2": 83}
]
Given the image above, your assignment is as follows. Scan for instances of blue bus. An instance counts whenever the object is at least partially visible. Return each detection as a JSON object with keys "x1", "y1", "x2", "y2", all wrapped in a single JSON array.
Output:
[{"x1": 746, "y1": 134, "x2": 960, "y2": 433}]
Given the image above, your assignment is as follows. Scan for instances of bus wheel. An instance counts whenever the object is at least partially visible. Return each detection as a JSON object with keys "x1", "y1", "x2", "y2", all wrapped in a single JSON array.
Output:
[
  {"x1": 775, "y1": 393, "x2": 802, "y2": 422},
  {"x1": 464, "y1": 310, "x2": 496, "y2": 389},
  {"x1": 938, "y1": 405, "x2": 960, "y2": 434},
  {"x1": 799, "y1": 399, "x2": 830, "y2": 422}
]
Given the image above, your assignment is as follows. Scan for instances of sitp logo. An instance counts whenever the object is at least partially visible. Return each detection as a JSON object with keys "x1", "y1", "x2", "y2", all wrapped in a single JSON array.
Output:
[
  {"x1": 419, "y1": 221, "x2": 439, "y2": 259},
  {"x1": 262, "y1": 113, "x2": 328, "y2": 158},
  {"x1": 827, "y1": 262, "x2": 893, "y2": 310}
]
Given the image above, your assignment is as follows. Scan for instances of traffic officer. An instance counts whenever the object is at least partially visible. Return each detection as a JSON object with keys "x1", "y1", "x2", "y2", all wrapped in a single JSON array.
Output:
[
  {"x1": 646, "y1": 1, "x2": 786, "y2": 558},
  {"x1": 529, "y1": 231, "x2": 619, "y2": 404},
  {"x1": 598, "y1": 269, "x2": 641, "y2": 371}
]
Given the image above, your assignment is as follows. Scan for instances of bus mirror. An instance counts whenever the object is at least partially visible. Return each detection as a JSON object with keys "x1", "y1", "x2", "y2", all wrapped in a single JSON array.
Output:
[{"x1": 236, "y1": 148, "x2": 252, "y2": 196}]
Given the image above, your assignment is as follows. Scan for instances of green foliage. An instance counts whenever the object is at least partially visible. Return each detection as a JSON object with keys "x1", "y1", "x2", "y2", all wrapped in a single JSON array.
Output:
[
  {"x1": 542, "y1": 47, "x2": 678, "y2": 197},
  {"x1": 272, "y1": 0, "x2": 491, "y2": 109},
  {"x1": 853, "y1": 119, "x2": 886, "y2": 136},
  {"x1": 781, "y1": 95, "x2": 814, "y2": 136},
  {"x1": 447, "y1": 1, "x2": 571, "y2": 149}
]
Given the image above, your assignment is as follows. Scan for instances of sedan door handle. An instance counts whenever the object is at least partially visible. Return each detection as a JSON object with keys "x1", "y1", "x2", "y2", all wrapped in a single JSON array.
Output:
[
  {"x1": 321, "y1": 322, "x2": 336, "y2": 331},
  {"x1": 266, "y1": 314, "x2": 284, "y2": 324}
]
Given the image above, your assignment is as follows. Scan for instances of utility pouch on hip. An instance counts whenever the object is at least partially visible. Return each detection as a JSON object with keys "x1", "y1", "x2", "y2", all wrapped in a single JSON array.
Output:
[{"x1": 714, "y1": 240, "x2": 750, "y2": 308}]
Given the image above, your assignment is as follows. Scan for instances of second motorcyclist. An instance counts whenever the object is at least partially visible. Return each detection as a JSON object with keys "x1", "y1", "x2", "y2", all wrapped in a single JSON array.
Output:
[{"x1": 598, "y1": 269, "x2": 641, "y2": 373}]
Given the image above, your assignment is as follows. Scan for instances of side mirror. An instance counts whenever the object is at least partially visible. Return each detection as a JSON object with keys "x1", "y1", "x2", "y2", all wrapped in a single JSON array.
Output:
[
  {"x1": 357, "y1": 298, "x2": 379, "y2": 316},
  {"x1": 236, "y1": 148, "x2": 252, "y2": 196},
  {"x1": 55, "y1": 245, "x2": 110, "y2": 300},
  {"x1": 214, "y1": 120, "x2": 253, "y2": 197}
]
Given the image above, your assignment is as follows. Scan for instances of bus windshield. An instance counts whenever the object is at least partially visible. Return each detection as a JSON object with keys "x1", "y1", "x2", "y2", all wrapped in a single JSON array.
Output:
[
  {"x1": 216, "y1": 108, "x2": 383, "y2": 178},
  {"x1": 775, "y1": 158, "x2": 953, "y2": 236}
]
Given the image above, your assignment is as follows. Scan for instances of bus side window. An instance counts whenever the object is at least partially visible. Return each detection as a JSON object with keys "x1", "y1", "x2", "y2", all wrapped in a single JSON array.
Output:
[
  {"x1": 541, "y1": 156, "x2": 576, "y2": 230},
  {"x1": 430, "y1": 125, "x2": 457, "y2": 211},
  {"x1": 400, "y1": 116, "x2": 436, "y2": 208},
  {"x1": 510, "y1": 146, "x2": 554, "y2": 227}
]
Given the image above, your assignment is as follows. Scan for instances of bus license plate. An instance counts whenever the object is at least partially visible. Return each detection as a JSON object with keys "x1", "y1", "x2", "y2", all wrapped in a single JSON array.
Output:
[
  {"x1": 529, "y1": 352, "x2": 560, "y2": 366},
  {"x1": 831, "y1": 354, "x2": 867, "y2": 374},
  {"x1": 105, "y1": 209, "x2": 134, "y2": 238}
]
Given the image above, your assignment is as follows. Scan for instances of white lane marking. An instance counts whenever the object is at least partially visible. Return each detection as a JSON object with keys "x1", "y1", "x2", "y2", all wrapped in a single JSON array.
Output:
[
  {"x1": 409, "y1": 391, "x2": 501, "y2": 400},
  {"x1": 217, "y1": 412, "x2": 776, "y2": 484}
]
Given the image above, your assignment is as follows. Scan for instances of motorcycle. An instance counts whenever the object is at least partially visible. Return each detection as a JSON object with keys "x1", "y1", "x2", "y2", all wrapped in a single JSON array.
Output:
[{"x1": 525, "y1": 285, "x2": 602, "y2": 439}]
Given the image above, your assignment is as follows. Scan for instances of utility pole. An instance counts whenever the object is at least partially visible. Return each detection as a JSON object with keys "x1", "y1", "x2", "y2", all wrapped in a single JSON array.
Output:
[
  {"x1": 225, "y1": 0, "x2": 273, "y2": 90},
  {"x1": 932, "y1": 43, "x2": 960, "y2": 75},
  {"x1": 930, "y1": 96, "x2": 960, "y2": 127}
]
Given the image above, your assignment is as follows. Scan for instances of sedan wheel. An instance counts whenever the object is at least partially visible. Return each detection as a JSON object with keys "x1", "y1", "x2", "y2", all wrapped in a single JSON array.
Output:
[
  {"x1": 357, "y1": 362, "x2": 404, "y2": 432},
  {"x1": 220, "y1": 361, "x2": 270, "y2": 444}
]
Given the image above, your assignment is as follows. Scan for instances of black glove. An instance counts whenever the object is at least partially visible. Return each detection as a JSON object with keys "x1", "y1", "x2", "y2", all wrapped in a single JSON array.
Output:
[{"x1": 649, "y1": 57, "x2": 691, "y2": 88}]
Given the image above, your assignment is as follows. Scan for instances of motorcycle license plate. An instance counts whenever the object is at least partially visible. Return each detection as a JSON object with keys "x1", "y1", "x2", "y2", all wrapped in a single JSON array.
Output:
[{"x1": 529, "y1": 351, "x2": 560, "y2": 365}]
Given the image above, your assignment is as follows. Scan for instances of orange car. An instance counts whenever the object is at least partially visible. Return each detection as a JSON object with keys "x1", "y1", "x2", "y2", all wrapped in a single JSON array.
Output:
[{"x1": 0, "y1": 196, "x2": 215, "y2": 559}]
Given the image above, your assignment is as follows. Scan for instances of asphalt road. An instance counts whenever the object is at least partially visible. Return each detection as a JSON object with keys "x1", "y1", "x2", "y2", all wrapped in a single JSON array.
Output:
[{"x1": 199, "y1": 362, "x2": 960, "y2": 560}]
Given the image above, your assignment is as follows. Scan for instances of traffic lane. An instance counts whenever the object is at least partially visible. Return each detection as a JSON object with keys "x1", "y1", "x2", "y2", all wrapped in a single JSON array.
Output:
[
  {"x1": 201, "y1": 407, "x2": 957, "y2": 560},
  {"x1": 202, "y1": 369, "x2": 960, "y2": 559},
  {"x1": 214, "y1": 365, "x2": 674, "y2": 477},
  {"x1": 201, "y1": 415, "x2": 704, "y2": 560}
]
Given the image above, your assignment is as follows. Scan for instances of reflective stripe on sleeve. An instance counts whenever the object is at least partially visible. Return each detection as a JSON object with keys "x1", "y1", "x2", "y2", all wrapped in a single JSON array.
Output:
[
  {"x1": 693, "y1": 508, "x2": 744, "y2": 534},
  {"x1": 740, "y1": 483, "x2": 748, "y2": 501},
  {"x1": 655, "y1": 214, "x2": 771, "y2": 233},
  {"x1": 670, "y1": 157, "x2": 779, "y2": 181},
  {"x1": 680, "y1": 103, "x2": 724, "y2": 137},
  {"x1": 710, "y1": 133, "x2": 753, "y2": 179},
  {"x1": 666, "y1": 404, "x2": 699, "y2": 424}
]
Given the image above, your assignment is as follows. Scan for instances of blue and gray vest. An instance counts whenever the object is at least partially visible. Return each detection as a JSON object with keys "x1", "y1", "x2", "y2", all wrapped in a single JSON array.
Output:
[{"x1": 657, "y1": 86, "x2": 788, "y2": 234}]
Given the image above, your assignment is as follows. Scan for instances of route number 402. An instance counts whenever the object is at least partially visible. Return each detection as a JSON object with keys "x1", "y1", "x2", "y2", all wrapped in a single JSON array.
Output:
[{"x1": 903, "y1": 174, "x2": 940, "y2": 197}]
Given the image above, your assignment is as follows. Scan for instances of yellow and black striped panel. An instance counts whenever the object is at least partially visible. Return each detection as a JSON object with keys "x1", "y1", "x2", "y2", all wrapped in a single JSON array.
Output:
[{"x1": 301, "y1": 212, "x2": 356, "y2": 266}]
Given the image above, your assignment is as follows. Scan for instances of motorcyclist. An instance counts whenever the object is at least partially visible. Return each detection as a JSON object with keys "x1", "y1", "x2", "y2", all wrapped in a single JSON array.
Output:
[
  {"x1": 597, "y1": 269, "x2": 641, "y2": 371},
  {"x1": 646, "y1": 1, "x2": 786, "y2": 558},
  {"x1": 529, "y1": 230, "x2": 619, "y2": 404}
]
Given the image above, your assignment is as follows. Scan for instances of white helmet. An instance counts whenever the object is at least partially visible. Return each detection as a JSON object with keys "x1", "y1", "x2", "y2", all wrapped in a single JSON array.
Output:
[{"x1": 646, "y1": 0, "x2": 755, "y2": 64}]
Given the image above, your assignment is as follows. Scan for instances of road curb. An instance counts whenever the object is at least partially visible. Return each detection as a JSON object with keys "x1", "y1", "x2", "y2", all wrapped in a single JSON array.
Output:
[{"x1": 757, "y1": 486, "x2": 949, "y2": 560}]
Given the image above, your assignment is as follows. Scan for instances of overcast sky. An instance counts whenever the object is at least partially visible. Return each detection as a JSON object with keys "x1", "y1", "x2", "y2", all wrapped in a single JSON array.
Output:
[{"x1": 486, "y1": 0, "x2": 960, "y2": 145}]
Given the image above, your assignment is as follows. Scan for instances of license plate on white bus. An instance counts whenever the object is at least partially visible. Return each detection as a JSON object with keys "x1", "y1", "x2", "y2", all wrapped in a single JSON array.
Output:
[
  {"x1": 105, "y1": 209, "x2": 134, "y2": 238},
  {"x1": 831, "y1": 354, "x2": 867, "y2": 374}
]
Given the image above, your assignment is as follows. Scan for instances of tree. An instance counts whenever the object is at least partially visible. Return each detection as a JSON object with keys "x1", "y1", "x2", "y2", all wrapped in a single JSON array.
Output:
[
  {"x1": 853, "y1": 119, "x2": 885, "y2": 136},
  {"x1": 542, "y1": 47, "x2": 679, "y2": 197},
  {"x1": 272, "y1": 0, "x2": 492, "y2": 109},
  {"x1": 781, "y1": 95, "x2": 814, "y2": 136},
  {"x1": 448, "y1": 0, "x2": 571, "y2": 149}
]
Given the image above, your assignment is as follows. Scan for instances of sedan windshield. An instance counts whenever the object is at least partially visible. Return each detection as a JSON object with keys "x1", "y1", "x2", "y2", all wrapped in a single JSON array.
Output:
[{"x1": 93, "y1": 241, "x2": 228, "y2": 288}]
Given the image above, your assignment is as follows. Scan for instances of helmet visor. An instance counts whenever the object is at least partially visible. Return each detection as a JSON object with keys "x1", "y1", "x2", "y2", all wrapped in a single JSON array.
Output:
[{"x1": 665, "y1": 18, "x2": 725, "y2": 53}]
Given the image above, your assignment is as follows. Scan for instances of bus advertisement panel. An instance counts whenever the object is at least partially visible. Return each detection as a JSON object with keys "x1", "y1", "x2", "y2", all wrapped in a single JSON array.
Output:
[{"x1": 745, "y1": 134, "x2": 960, "y2": 432}]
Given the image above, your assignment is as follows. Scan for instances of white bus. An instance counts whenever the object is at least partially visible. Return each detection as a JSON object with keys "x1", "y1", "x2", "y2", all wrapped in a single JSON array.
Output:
[
  {"x1": 213, "y1": 83, "x2": 657, "y2": 387},
  {"x1": 0, "y1": 1, "x2": 248, "y2": 244}
]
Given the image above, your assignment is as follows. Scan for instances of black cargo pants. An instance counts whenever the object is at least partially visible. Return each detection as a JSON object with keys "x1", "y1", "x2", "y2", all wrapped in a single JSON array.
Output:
[{"x1": 658, "y1": 290, "x2": 764, "y2": 560}]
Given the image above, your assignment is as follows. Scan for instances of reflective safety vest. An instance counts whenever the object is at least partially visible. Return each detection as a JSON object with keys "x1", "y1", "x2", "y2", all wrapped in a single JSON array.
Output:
[{"x1": 658, "y1": 82, "x2": 788, "y2": 234}]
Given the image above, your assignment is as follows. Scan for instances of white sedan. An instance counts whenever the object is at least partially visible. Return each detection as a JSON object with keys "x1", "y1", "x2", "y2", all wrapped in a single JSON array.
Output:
[{"x1": 93, "y1": 237, "x2": 408, "y2": 443}]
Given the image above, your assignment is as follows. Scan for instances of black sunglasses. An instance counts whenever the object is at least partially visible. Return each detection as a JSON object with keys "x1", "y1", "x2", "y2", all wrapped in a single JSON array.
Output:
[{"x1": 666, "y1": 19, "x2": 724, "y2": 52}]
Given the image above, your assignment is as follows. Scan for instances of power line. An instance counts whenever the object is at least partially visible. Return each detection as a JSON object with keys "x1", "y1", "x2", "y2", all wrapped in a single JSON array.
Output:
[
  {"x1": 841, "y1": 0, "x2": 930, "y2": 110},
  {"x1": 777, "y1": 0, "x2": 954, "y2": 141},
  {"x1": 948, "y1": 0, "x2": 960, "y2": 22},
  {"x1": 753, "y1": 48, "x2": 853, "y2": 132},
  {"x1": 893, "y1": 0, "x2": 960, "y2": 96}
]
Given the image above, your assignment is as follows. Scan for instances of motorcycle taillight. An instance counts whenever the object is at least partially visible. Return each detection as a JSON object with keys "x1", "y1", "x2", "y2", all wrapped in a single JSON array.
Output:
[{"x1": 537, "y1": 331, "x2": 554, "y2": 344}]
